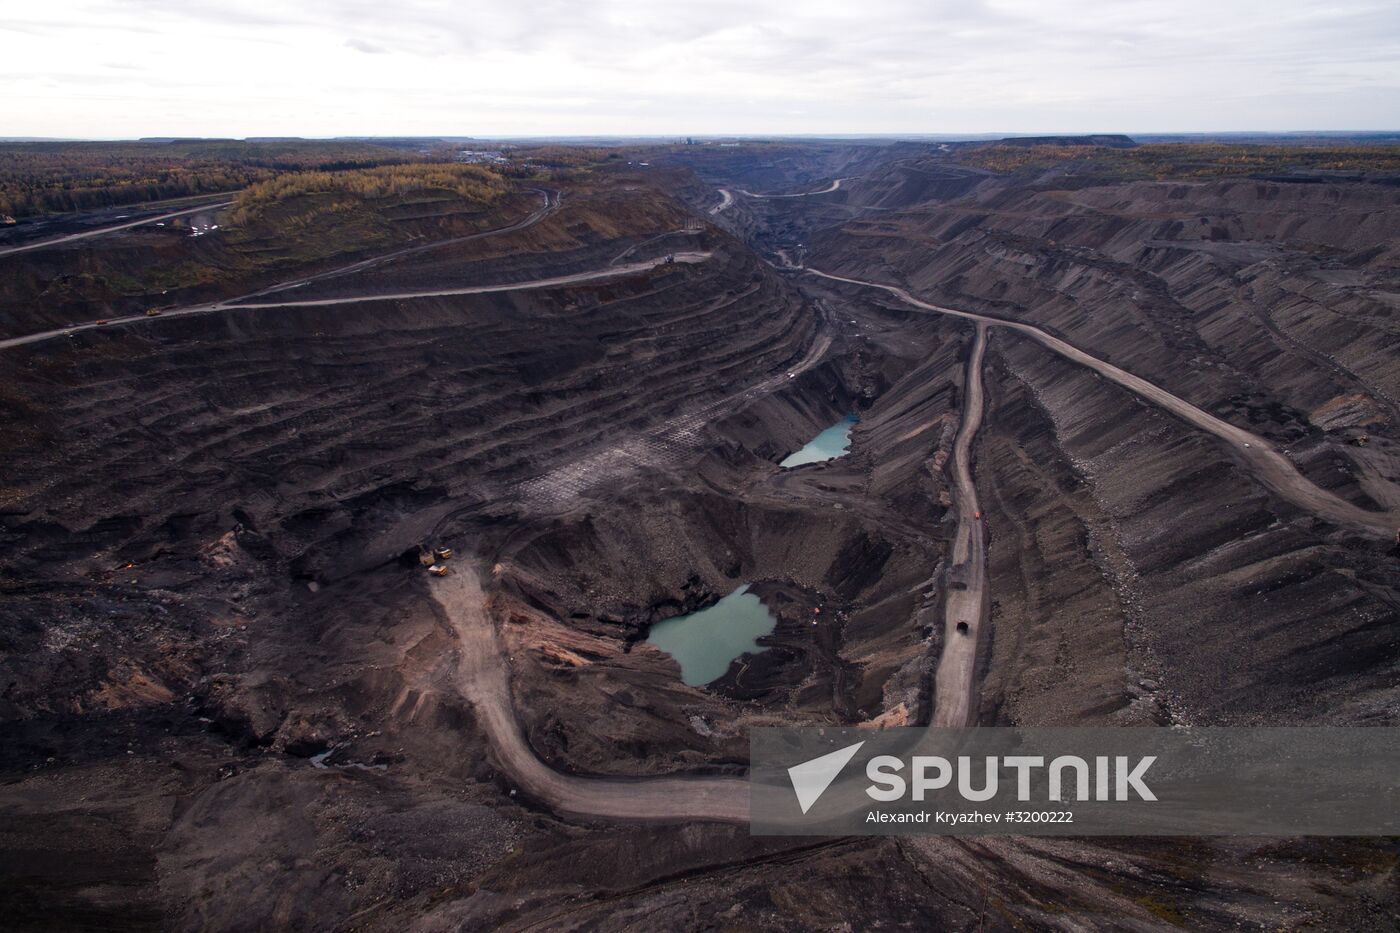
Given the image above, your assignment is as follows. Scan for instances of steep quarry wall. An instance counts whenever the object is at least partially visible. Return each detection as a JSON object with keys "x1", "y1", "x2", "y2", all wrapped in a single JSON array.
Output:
[
  {"x1": 797, "y1": 169, "x2": 1400, "y2": 727},
  {"x1": 483, "y1": 319, "x2": 969, "y2": 775},
  {"x1": 816, "y1": 173, "x2": 1400, "y2": 457},
  {"x1": 1, "y1": 235, "x2": 816, "y2": 581}
]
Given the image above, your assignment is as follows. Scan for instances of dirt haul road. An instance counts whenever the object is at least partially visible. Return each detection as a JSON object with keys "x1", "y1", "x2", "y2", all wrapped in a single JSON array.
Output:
[
  {"x1": 709, "y1": 188, "x2": 735, "y2": 214},
  {"x1": 0, "y1": 250, "x2": 706, "y2": 351},
  {"x1": 431, "y1": 318, "x2": 965, "y2": 821},
  {"x1": 933, "y1": 323, "x2": 990, "y2": 728},
  {"x1": 434, "y1": 568, "x2": 751, "y2": 823},
  {"x1": 737, "y1": 178, "x2": 844, "y2": 198},
  {"x1": 427, "y1": 265, "x2": 1398, "y2": 827},
  {"x1": 0, "y1": 200, "x2": 235, "y2": 258},
  {"x1": 805, "y1": 268, "x2": 1400, "y2": 539},
  {"x1": 427, "y1": 317, "x2": 839, "y2": 823},
  {"x1": 231, "y1": 252, "x2": 710, "y2": 309}
]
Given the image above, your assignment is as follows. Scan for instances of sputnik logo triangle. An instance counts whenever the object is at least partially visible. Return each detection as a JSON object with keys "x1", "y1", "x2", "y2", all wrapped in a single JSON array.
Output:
[{"x1": 787, "y1": 741, "x2": 865, "y2": 814}]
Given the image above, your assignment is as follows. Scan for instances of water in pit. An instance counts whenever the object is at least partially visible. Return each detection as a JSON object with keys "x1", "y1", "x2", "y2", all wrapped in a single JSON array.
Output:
[
  {"x1": 780, "y1": 414, "x2": 858, "y2": 468},
  {"x1": 645, "y1": 584, "x2": 777, "y2": 686}
]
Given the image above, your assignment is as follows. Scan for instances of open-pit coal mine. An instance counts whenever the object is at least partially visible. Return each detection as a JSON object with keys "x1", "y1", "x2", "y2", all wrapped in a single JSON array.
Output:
[{"x1": 3, "y1": 139, "x2": 1400, "y2": 931}]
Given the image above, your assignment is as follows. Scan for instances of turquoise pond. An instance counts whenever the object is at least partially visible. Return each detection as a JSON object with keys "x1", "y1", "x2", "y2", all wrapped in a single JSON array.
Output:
[
  {"x1": 645, "y1": 585, "x2": 777, "y2": 686},
  {"x1": 780, "y1": 414, "x2": 858, "y2": 468}
]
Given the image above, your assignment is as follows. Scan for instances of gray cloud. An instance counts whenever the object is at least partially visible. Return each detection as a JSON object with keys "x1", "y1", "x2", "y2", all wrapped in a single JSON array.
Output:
[{"x1": 3, "y1": 0, "x2": 1398, "y2": 136}]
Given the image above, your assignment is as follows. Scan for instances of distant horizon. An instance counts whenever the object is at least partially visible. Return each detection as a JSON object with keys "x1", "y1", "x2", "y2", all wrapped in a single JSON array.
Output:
[{"x1": 4, "y1": 130, "x2": 1400, "y2": 145}]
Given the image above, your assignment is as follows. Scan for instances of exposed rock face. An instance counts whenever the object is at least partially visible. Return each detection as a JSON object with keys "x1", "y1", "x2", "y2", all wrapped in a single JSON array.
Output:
[
  {"x1": 794, "y1": 157, "x2": 1400, "y2": 732},
  {"x1": 2, "y1": 232, "x2": 815, "y2": 580},
  {"x1": 821, "y1": 170, "x2": 1400, "y2": 444},
  {"x1": 3, "y1": 150, "x2": 1400, "y2": 930}
]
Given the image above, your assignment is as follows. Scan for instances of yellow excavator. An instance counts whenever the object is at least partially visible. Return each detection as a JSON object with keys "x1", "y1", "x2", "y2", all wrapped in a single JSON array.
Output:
[{"x1": 420, "y1": 544, "x2": 454, "y2": 575}]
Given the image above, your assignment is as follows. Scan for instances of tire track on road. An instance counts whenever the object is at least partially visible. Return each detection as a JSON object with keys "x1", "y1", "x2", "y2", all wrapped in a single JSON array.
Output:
[{"x1": 933, "y1": 324, "x2": 989, "y2": 727}]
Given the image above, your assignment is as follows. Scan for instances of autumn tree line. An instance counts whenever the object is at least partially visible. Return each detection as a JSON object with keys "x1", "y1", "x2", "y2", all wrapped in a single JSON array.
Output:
[
  {"x1": 228, "y1": 163, "x2": 508, "y2": 225},
  {"x1": 0, "y1": 140, "x2": 420, "y2": 219}
]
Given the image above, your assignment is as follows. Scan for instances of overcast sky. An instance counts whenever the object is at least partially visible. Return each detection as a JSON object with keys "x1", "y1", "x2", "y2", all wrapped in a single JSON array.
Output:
[{"x1": 5, "y1": 0, "x2": 1399, "y2": 138}]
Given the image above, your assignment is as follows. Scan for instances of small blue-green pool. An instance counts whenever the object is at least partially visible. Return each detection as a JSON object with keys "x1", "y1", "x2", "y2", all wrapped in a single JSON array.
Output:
[
  {"x1": 645, "y1": 585, "x2": 777, "y2": 686},
  {"x1": 780, "y1": 413, "x2": 858, "y2": 468}
]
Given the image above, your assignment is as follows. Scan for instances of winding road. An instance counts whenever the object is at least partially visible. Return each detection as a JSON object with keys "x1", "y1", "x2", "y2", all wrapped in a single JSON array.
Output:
[
  {"x1": 426, "y1": 308, "x2": 845, "y2": 821},
  {"x1": 737, "y1": 178, "x2": 845, "y2": 199},
  {"x1": 419, "y1": 292, "x2": 990, "y2": 823},
  {"x1": 229, "y1": 252, "x2": 710, "y2": 310},
  {"x1": 805, "y1": 268, "x2": 1400, "y2": 539},
  {"x1": 933, "y1": 324, "x2": 990, "y2": 728},
  {"x1": 434, "y1": 568, "x2": 751, "y2": 822},
  {"x1": 426, "y1": 262, "x2": 1400, "y2": 826},
  {"x1": 0, "y1": 200, "x2": 235, "y2": 258},
  {"x1": 0, "y1": 252, "x2": 704, "y2": 349},
  {"x1": 425, "y1": 318, "x2": 982, "y2": 820},
  {"x1": 709, "y1": 188, "x2": 735, "y2": 215}
]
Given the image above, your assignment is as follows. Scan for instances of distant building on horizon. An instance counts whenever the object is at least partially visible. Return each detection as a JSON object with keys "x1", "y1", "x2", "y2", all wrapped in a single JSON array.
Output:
[{"x1": 454, "y1": 149, "x2": 509, "y2": 165}]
